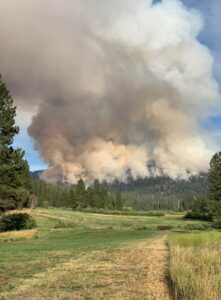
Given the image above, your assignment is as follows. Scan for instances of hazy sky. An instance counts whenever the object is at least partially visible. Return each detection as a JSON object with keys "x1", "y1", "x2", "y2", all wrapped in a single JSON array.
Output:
[{"x1": 9, "y1": 0, "x2": 221, "y2": 174}]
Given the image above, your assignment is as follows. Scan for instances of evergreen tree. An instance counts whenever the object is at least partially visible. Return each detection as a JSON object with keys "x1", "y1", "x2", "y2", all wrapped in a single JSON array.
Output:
[
  {"x1": 75, "y1": 179, "x2": 87, "y2": 208},
  {"x1": 86, "y1": 186, "x2": 95, "y2": 207},
  {"x1": 0, "y1": 75, "x2": 31, "y2": 211},
  {"x1": 115, "y1": 192, "x2": 123, "y2": 210},
  {"x1": 208, "y1": 152, "x2": 221, "y2": 201},
  {"x1": 93, "y1": 179, "x2": 107, "y2": 208},
  {"x1": 69, "y1": 188, "x2": 77, "y2": 208}
]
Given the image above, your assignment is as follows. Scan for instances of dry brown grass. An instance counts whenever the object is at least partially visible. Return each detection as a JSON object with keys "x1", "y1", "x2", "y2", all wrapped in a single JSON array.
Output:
[
  {"x1": 0, "y1": 229, "x2": 38, "y2": 242},
  {"x1": 145, "y1": 238, "x2": 171, "y2": 299},
  {"x1": 5, "y1": 209, "x2": 33, "y2": 215},
  {"x1": 169, "y1": 232, "x2": 221, "y2": 300}
]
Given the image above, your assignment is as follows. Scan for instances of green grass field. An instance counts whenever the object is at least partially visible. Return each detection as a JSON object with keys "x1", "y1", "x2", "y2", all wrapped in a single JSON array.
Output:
[
  {"x1": 168, "y1": 231, "x2": 221, "y2": 300},
  {"x1": 0, "y1": 208, "x2": 218, "y2": 299}
]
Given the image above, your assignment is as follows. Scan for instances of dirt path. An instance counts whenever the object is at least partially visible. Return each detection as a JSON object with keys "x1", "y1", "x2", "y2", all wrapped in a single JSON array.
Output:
[{"x1": 145, "y1": 237, "x2": 172, "y2": 300}]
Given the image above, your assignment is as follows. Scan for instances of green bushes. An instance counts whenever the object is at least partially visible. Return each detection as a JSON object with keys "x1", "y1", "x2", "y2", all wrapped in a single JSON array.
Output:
[
  {"x1": 185, "y1": 198, "x2": 221, "y2": 221},
  {"x1": 212, "y1": 220, "x2": 221, "y2": 229},
  {"x1": 0, "y1": 213, "x2": 37, "y2": 232},
  {"x1": 78, "y1": 207, "x2": 165, "y2": 217},
  {"x1": 185, "y1": 211, "x2": 213, "y2": 221}
]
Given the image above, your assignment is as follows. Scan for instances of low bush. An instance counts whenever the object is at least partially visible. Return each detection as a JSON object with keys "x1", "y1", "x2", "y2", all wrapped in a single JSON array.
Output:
[
  {"x1": 212, "y1": 220, "x2": 221, "y2": 229},
  {"x1": 184, "y1": 223, "x2": 209, "y2": 231},
  {"x1": 53, "y1": 221, "x2": 75, "y2": 229},
  {"x1": 77, "y1": 207, "x2": 165, "y2": 217},
  {"x1": 157, "y1": 225, "x2": 173, "y2": 231},
  {"x1": 185, "y1": 198, "x2": 221, "y2": 222},
  {"x1": 184, "y1": 211, "x2": 213, "y2": 221},
  {"x1": 0, "y1": 213, "x2": 37, "y2": 232},
  {"x1": 133, "y1": 225, "x2": 155, "y2": 231}
]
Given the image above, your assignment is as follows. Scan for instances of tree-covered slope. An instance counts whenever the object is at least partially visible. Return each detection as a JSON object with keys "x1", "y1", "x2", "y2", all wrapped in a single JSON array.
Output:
[
  {"x1": 105, "y1": 174, "x2": 208, "y2": 211},
  {"x1": 31, "y1": 171, "x2": 208, "y2": 211}
]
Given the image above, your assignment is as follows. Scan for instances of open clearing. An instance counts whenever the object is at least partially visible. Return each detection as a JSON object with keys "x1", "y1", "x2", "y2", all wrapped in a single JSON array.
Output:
[{"x1": 0, "y1": 208, "x2": 212, "y2": 299}]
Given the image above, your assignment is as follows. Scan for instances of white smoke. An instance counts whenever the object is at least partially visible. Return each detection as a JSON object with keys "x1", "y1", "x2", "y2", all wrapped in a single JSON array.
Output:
[{"x1": 0, "y1": 0, "x2": 220, "y2": 183}]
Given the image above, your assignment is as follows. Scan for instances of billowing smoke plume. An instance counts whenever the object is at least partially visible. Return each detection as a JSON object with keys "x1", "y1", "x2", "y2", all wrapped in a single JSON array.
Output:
[{"x1": 0, "y1": 0, "x2": 220, "y2": 183}]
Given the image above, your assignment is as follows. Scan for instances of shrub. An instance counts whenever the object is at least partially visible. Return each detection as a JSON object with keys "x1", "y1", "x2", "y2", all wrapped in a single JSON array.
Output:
[
  {"x1": 53, "y1": 221, "x2": 75, "y2": 229},
  {"x1": 185, "y1": 211, "x2": 213, "y2": 222},
  {"x1": 42, "y1": 200, "x2": 49, "y2": 208},
  {"x1": 184, "y1": 223, "x2": 209, "y2": 231},
  {"x1": 122, "y1": 206, "x2": 133, "y2": 212},
  {"x1": 157, "y1": 225, "x2": 173, "y2": 231},
  {"x1": 184, "y1": 198, "x2": 221, "y2": 221},
  {"x1": 212, "y1": 220, "x2": 221, "y2": 229},
  {"x1": 0, "y1": 213, "x2": 37, "y2": 232},
  {"x1": 78, "y1": 207, "x2": 165, "y2": 217}
]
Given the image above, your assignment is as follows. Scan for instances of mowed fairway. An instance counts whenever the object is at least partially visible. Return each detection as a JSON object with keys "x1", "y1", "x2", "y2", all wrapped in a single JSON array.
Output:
[{"x1": 0, "y1": 209, "x2": 209, "y2": 299}]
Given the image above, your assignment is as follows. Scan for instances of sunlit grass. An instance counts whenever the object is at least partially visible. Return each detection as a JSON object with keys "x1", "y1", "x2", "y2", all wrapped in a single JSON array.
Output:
[
  {"x1": 168, "y1": 231, "x2": 221, "y2": 300},
  {"x1": 0, "y1": 208, "x2": 214, "y2": 299},
  {"x1": 32, "y1": 208, "x2": 210, "y2": 232},
  {"x1": 0, "y1": 229, "x2": 38, "y2": 242}
]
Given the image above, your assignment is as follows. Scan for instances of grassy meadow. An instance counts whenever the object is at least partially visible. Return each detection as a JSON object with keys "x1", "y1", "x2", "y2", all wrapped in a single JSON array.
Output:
[
  {"x1": 168, "y1": 231, "x2": 221, "y2": 300},
  {"x1": 0, "y1": 208, "x2": 219, "y2": 299}
]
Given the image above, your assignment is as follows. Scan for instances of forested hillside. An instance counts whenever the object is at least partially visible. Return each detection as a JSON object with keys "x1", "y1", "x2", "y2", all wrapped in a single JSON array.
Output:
[
  {"x1": 31, "y1": 172, "x2": 208, "y2": 211},
  {"x1": 105, "y1": 174, "x2": 208, "y2": 211}
]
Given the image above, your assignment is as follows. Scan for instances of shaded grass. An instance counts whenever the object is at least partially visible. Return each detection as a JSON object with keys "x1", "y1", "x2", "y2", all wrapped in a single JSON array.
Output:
[{"x1": 168, "y1": 231, "x2": 221, "y2": 300}]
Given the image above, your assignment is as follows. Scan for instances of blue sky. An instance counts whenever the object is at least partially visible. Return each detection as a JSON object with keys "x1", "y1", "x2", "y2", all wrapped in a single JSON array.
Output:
[
  {"x1": 185, "y1": 0, "x2": 221, "y2": 147},
  {"x1": 14, "y1": 0, "x2": 221, "y2": 171},
  {"x1": 14, "y1": 109, "x2": 48, "y2": 171}
]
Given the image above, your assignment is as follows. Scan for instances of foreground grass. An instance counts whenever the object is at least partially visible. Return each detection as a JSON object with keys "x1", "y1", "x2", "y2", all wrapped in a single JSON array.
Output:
[
  {"x1": 169, "y1": 231, "x2": 221, "y2": 300},
  {"x1": 0, "y1": 208, "x2": 164, "y2": 299},
  {"x1": 0, "y1": 208, "x2": 212, "y2": 299}
]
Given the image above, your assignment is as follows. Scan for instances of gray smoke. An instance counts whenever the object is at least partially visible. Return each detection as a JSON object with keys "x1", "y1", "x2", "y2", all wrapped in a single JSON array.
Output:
[{"x1": 0, "y1": 0, "x2": 220, "y2": 183}]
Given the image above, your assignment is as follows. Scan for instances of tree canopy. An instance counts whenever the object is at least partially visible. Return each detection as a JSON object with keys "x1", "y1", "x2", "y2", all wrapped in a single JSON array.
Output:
[
  {"x1": 0, "y1": 75, "x2": 31, "y2": 211},
  {"x1": 208, "y1": 152, "x2": 221, "y2": 202}
]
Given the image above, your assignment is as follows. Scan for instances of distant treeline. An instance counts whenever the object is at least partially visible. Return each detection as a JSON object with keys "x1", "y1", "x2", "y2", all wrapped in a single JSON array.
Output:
[
  {"x1": 32, "y1": 179, "x2": 123, "y2": 210},
  {"x1": 105, "y1": 175, "x2": 208, "y2": 211},
  {"x1": 105, "y1": 174, "x2": 209, "y2": 211},
  {"x1": 32, "y1": 174, "x2": 208, "y2": 211}
]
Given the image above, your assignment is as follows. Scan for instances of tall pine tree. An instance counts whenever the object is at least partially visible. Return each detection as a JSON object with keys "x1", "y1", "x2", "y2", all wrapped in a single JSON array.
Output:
[
  {"x1": 75, "y1": 179, "x2": 87, "y2": 208},
  {"x1": 208, "y1": 152, "x2": 221, "y2": 202},
  {"x1": 0, "y1": 75, "x2": 31, "y2": 211}
]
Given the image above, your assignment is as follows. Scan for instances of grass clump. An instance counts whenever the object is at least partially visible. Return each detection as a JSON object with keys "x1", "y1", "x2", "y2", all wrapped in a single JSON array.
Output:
[
  {"x1": 168, "y1": 231, "x2": 221, "y2": 300},
  {"x1": 0, "y1": 229, "x2": 38, "y2": 242},
  {"x1": 0, "y1": 213, "x2": 37, "y2": 232},
  {"x1": 53, "y1": 221, "x2": 75, "y2": 229}
]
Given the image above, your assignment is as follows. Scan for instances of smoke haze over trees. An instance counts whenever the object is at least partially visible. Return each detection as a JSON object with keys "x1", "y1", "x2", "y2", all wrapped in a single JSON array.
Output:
[{"x1": 0, "y1": 0, "x2": 220, "y2": 184}]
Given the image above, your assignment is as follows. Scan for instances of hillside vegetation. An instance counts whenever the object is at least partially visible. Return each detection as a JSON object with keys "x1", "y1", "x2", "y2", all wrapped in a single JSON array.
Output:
[
  {"x1": 31, "y1": 174, "x2": 208, "y2": 211},
  {"x1": 106, "y1": 174, "x2": 208, "y2": 210}
]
